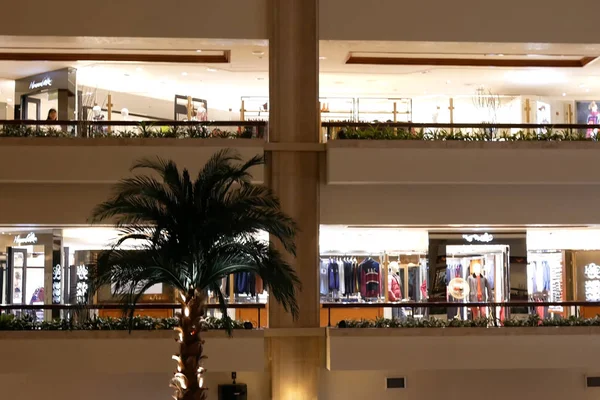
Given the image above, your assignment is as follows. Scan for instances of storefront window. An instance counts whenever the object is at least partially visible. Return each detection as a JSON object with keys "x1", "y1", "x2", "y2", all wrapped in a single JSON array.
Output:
[
  {"x1": 319, "y1": 226, "x2": 429, "y2": 304},
  {"x1": 527, "y1": 229, "x2": 600, "y2": 318}
]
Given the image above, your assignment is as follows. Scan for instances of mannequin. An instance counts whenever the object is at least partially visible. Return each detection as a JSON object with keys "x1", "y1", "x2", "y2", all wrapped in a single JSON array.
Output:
[
  {"x1": 387, "y1": 261, "x2": 405, "y2": 321},
  {"x1": 92, "y1": 105, "x2": 102, "y2": 121},
  {"x1": 467, "y1": 261, "x2": 493, "y2": 319}
]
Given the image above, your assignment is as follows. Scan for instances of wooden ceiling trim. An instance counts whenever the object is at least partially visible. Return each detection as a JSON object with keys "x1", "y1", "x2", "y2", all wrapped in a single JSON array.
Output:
[
  {"x1": 346, "y1": 54, "x2": 598, "y2": 68},
  {"x1": 0, "y1": 51, "x2": 231, "y2": 63}
]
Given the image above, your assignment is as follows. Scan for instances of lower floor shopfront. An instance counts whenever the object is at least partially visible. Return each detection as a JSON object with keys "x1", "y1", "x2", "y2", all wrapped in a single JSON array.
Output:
[{"x1": 2, "y1": 225, "x2": 600, "y2": 327}]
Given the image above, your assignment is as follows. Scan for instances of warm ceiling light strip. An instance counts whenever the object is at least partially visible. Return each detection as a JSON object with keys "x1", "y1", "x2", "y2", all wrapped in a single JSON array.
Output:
[
  {"x1": 346, "y1": 54, "x2": 597, "y2": 68},
  {"x1": 0, "y1": 51, "x2": 231, "y2": 63}
]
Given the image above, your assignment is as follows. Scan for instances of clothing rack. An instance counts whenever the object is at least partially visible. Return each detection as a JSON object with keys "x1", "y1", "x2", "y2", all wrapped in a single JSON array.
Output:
[{"x1": 320, "y1": 253, "x2": 384, "y2": 302}]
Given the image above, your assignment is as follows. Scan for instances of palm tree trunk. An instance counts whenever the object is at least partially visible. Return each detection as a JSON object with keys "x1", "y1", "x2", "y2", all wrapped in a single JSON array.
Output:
[{"x1": 171, "y1": 291, "x2": 207, "y2": 400}]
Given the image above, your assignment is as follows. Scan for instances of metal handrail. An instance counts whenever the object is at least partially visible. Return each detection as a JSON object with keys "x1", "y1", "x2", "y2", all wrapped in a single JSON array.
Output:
[
  {"x1": 0, "y1": 303, "x2": 266, "y2": 326},
  {"x1": 321, "y1": 300, "x2": 600, "y2": 308},
  {"x1": 321, "y1": 301, "x2": 600, "y2": 327},
  {"x1": 0, "y1": 303, "x2": 266, "y2": 310},
  {"x1": 321, "y1": 122, "x2": 600, "y2": 130},
  {"x1": 0, "y1": 120, "x2": 267, "y2": 127}
]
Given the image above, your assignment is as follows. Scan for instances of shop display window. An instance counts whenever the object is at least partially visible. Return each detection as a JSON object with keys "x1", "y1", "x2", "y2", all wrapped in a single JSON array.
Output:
[
  {"x1": 527, "y1": 229, "x2": 600, "y2": 318},
  {"x1": 320, "y1": 253, "x2": 385, "y2": 302},
  {"x1": 320, "y1": 226, "x2": 429, "y2": 304},
  {"x1": 444, "y1": 244, "x2": 509, "y2": 321},
  {"x1": 527, "y1": 252, "x2": 564, "y2": 317}
]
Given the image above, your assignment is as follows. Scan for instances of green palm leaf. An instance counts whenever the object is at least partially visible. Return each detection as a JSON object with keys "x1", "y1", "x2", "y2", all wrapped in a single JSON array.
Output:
[{"x1": 89, "y1": 148, "x2": 300, "y2": 322}]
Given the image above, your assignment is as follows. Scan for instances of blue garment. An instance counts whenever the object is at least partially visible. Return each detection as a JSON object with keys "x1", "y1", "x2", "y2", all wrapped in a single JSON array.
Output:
[
  {"x1": 235, "y1": 272, "x2": 248, "y2": 294},
  {"x1": 532, "y1": 261, "x2": 551, "y2": 293},
  {"x1": 484, "y1": 262, "x2": 495, "y2": 290},
  {"x1": 328, "y1": 261, "x2": 340, "y2": 291},
  {"x1": 320, "y1": 259, "x2": 329, "y2": 295}
]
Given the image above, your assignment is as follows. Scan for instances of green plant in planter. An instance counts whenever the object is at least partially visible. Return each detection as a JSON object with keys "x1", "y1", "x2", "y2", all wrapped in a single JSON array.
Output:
[
  {"x1": 2, "y1": 124, "x2": 35, "y2": 137},
  {"x1": 164, "y1": 125, "x2": 183, "y2": 139},
  {"x1": 138, "y1": 122, "x2": 158, "y2": 138}
]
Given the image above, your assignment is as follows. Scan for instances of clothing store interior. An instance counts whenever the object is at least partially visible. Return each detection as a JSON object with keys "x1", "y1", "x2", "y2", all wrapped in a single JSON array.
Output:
[
  {"x1": 1, "y1": 226, "x2": 600, "y2": 326},
  {"x1": 0, "y1": 40, "x2": 600, "y2": 129}
]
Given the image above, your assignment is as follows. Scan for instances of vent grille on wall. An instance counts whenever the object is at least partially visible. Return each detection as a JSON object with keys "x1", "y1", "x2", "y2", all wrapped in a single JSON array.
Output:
[
  {"x1": 386, "y1": 377, "x2": 406, "y2": 389},
  {"x1": 587, "y1": 377, "x2": 600, "y2": 387}
]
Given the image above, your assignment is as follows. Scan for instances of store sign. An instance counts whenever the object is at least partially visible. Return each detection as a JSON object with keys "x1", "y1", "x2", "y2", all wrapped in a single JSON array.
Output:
[
  {"x1": 584, "y1": 263, "x2": 600, "y2": 301},
  {"x1": 462, "y1": 233, "x2": 494, "y2": 243},
  {"x1": 76, "y1": 264, "x2": 89, "y2": 303},
  {"x1": 29, "y1": 77, "x2": 53, "y2": 90},
  {"x1": 14, "y1": 232, "x2": 37, "y2": 245},
  {"x1": 52, "y1": 264, "x2": 62, "y2": 304}
]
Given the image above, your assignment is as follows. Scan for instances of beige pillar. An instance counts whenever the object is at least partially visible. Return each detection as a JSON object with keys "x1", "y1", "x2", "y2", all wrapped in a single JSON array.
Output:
[{"x1": 267, "y1": 0, "x2": 321, "y2": 399}]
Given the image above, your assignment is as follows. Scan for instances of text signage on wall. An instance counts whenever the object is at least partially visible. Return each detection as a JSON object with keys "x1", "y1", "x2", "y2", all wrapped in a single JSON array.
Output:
[
  {"x1": 29, "y1": 77, "x2": 53, "y2": 90},
  {"x1": 584, "y1": 263, "x2": 600, "y2": 301},
  {"x1": 462, "y1": 233, "x2": 494, "y2": 243},
  {"x1": 14, "y1": 232, "x2": 37, "y2": 245}
]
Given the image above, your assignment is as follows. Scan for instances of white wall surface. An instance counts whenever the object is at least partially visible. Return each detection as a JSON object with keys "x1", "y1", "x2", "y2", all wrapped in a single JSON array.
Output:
[
  {"x1": 321, "y1": 369, "x2": 596, "y2": 400},
  {"x1": 320, "y1": 0, "x2": 600, "y2": 44},
  {"x1": 327, "y1": 141, "x2": 600, "y2": 185},
  {"x1": 328, "y1": 328, "x2": 600, "y2": 371},
  {"x1": 0, "y1": 0, "x2": 268, "y2": 39},
  {"x1": 320, "y1": 183, "x2": 600, "y2": 226},
  {"x1": 2, "y1": 0, "x2": 595, "y2": 44}
]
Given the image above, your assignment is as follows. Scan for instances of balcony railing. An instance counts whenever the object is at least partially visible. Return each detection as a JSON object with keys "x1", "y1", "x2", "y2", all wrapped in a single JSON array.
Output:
[
  {"x1": 322, "y1": 122, "x2": 600, "y2": 141},
  {"x1": 0, "y1": 120, "x2": 267, "y2": 139},
  {"x1": 322, "y1": 301, "x2": 600, "y2": 327},
  {"x1": 0, "y1": 303, "x2": 265, "y2": 329}
]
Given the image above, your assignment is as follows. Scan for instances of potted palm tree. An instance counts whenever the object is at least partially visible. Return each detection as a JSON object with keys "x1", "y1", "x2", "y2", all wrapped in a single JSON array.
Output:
[{"x1": 89, "y1": 149, "x2": 301, "y2": 400}]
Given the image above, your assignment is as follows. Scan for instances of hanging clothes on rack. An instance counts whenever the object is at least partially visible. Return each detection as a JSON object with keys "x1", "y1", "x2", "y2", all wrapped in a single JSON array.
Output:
[
  {"x1": 338, "y1": 258, "x2": 346, "y2": 295},
  {"x1": 328, "y1": 259, "x2": 340, "y2": 293},
  {"x1": 320, "y1": 258, "x2": 329, "y2": 296},
  {"x1": 360, "y1": 257, "x2": 380, "y2": 299},
  {"x1": 343, "y1": 259, "x2": 354, "y2": 296}
]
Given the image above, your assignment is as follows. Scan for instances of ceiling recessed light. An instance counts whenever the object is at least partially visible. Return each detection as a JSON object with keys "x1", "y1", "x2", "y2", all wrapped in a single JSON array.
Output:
[
  {"x1": 181, "y1": 72, "x2": 188, "y2": 76},
  {"x1": 319, "y1": 56, "x2": 327, "y2": 60},
  {"x1": 6, "y1": 98, "x2": 11, "y2": 102},
  {"x1": 252, "y1": 50, "x2": 265, "y2": 56},
  {"x1": 498, "y1": 54, "x2": 505, "y2": 57},
  {"x1": 446, "y1": 80, "x2": 451, "y2": 84},
  {"x1": 196, "y1": 50, "x2": 202, "y2": 53},
  {"x1": 136, "y1": 67, "x2": 143, "y2": 72},
  {"x1": 206, "y1": 68, "x2": 217, "y2": 72},
  {"x1": 562, "y1": 93, "x2": 567, "y2": 97}
]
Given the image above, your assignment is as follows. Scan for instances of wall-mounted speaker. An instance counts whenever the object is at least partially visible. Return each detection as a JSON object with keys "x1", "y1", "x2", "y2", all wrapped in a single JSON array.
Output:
[
  {"x1": 386, "y1": 377, "x2": 406, "y2": 389},
  {"x1": 587, "y1": 377, "x2": 600, "y2": 388},
  {"x1": 218, "y1": 383, "x2": 248, "y2": 400}
]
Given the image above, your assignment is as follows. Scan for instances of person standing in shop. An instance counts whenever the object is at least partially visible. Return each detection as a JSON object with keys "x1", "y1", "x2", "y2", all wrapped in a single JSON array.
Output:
[{"x1": 46, "y1": 108, "x2": 58, "y2": 121}]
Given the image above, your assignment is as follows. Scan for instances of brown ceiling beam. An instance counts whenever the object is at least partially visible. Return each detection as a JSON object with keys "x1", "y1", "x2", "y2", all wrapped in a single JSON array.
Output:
[
  {"x1": 346, "y1": 55, "x2": 597, "y2": 68},
  {"x1": 0, "y1": 51, "x2": 231, "y2": 63}
]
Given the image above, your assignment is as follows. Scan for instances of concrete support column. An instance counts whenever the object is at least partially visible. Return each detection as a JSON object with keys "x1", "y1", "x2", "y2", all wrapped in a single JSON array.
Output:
[{"x1": 267, "y1": 0, "x2": 321, "y2": 399}]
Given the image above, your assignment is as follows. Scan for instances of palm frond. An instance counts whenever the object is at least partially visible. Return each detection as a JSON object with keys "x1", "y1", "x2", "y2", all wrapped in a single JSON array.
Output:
[{"x1": 90, "y1": 150, "x2": 300, "y2": 326}]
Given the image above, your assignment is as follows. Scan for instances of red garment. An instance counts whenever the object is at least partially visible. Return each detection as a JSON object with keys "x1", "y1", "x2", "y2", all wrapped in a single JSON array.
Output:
[
  {"x1": 388, "y1": 274, "x2": 401, "y2": 301},
  {"x1": 471, "y1": 306, "x2": 487, "y2": 319},
  {"x1": 420, "y1": 280, "x2": 427, "y2": 298}
]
